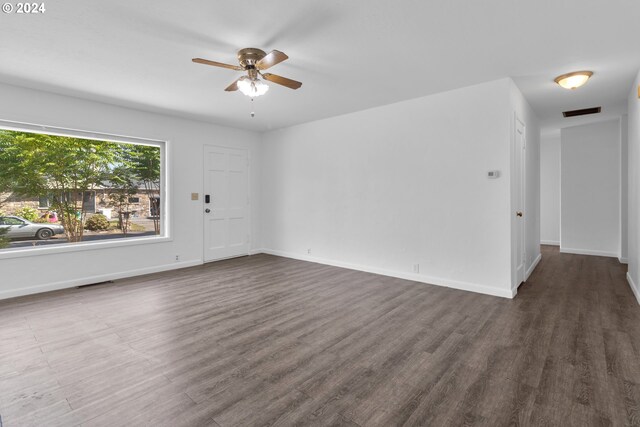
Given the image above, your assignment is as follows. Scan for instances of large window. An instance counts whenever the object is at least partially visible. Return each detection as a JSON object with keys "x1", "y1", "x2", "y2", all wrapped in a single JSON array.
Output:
[{"x1": 0, "y1": 123, "x2": 166, "y2": 255}]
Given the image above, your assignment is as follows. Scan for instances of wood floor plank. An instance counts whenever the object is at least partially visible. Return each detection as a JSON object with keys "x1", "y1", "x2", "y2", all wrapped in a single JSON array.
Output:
[{"x1": 0, "y1": 246, "x2": 639, "y2": 426}]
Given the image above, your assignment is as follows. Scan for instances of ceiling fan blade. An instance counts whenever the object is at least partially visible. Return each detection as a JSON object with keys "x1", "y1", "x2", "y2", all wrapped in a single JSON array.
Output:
[
  {"x1": 192, "y1": 58, "x2": 243, "y2": 71},
  {"x1": 261, "y1": 73, "x2": 302, "y2": 90},
  {"x1": 256, "y1": 50, "x2": 288, "y2": 70},
  {"x1": 225, "y1": 78, "x2": 240, "y2": 91}
]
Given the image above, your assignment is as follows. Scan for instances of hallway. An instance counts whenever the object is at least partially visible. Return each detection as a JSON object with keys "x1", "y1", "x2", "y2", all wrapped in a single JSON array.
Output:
[{"x1": 514, "y1": 245, "x2": 639, "y2": 425}]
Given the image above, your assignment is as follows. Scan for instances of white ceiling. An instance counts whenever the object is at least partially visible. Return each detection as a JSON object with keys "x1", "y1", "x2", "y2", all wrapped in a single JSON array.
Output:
[{"x1": 0, "y1": 0, "x2": 638, "y2": 132}]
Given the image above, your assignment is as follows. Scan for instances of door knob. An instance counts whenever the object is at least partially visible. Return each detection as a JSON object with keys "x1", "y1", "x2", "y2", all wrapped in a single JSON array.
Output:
[
  {"x1": 516, "y1": 211, "x2": 523, "y2": 217},
  {"x1": 205, "y1": 208, "x2": 211, "y2": 213}
]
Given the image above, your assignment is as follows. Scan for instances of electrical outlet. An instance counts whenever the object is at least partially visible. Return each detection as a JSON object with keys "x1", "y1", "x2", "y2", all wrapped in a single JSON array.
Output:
[
  {"x1": 175, "y1": 255, "x2": 180, "y2": 261},
  {"x1": 413, "y1": 264, "x2": 420, "y2": 273},
  {"x1": 307, "y1": 248, "x2": 311, "y2": 254}
]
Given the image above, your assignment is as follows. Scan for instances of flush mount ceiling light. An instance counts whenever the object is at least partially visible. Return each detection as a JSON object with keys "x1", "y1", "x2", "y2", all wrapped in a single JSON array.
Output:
[
  {"x1": 236, "y1": 76, "x2": 269, "y2": 97},
  {"x1": 554, "y1": 71, "x2": 593, "y2": 90}
]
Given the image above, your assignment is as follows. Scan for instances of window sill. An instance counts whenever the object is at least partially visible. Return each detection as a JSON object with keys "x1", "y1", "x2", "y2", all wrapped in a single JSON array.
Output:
[{"x1": 0, "y1": 235, "x2": 172, "y2": 260}]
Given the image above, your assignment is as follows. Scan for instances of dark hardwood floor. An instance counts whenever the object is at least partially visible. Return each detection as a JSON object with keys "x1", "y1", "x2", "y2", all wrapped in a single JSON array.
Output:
[{"x1": 1, "y1": 246, "x2": 639, "y2": 426}]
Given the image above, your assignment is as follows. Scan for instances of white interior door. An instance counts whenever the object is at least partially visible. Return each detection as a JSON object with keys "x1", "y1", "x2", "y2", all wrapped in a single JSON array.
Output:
[
  {"x1": 203, "y1": 145, "x2": 249, "y2": 262},
  {"x1": 514, "y1": 119, "x2": 526, "y2": 285}
]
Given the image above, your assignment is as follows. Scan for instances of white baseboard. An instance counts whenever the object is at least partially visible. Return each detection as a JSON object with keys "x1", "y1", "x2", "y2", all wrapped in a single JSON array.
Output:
[
  {"x1": 510, "y1": 282, "x2": 519, "y2": 296},
  {"x1": 540, "y1": 240, "x2": 560, "y2": 246},
  {"x1": 526, "y1": 253, "x2": 542, "y2": 281},
  {"x1": 619, "y1": 257, "x2": 629, "y2": 264},
  {"x1": 627, "y1": 273, "x2": 640, "y2": 306},
  {"x1": 0, "y1": 259, "x2": 202, "y2": 301},
  {"x1": 560, "y1": 247, "x2": 619, "y2": 258},
  {"x1": 259, "y1": 249, "x2": 513, "y2": 299},
  {"x1": 510, "y1": 253, "x2": 543, "y2": 296},
  {"x1": 2, "y1": 248, "x2": 519, "y2": 301}
]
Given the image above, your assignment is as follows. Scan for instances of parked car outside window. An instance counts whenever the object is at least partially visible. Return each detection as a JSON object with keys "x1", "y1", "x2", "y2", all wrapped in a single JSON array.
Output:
[{"x1": 0, "y1": 216, "x2": 65, "y2": 240}]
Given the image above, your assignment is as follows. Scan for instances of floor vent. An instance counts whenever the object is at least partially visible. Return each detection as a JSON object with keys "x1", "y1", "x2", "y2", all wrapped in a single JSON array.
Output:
[
  {"x1": 77, "y1": 281, "x2": 113, "y2": 289},
  {"x1": 563, "y1": 106, "x2": 601, "y2": 118}
]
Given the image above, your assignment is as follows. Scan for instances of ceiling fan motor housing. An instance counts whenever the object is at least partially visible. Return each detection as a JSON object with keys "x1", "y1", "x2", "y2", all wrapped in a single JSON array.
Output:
[{"x1": 237, "y1": 48, "x2": 267, "y2": 69}]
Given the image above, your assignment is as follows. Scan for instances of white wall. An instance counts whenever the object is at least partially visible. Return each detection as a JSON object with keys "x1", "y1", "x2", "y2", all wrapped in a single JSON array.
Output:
[
  {"x1": 561, "y1": 120, "x2": 621, "y2": 257},
  {"x1": 0, "y1": 83, "x2": 262, "y2": 299},
  {"x1": 510, "y1": 81, "x2": 541, "y2": 287},
  {"x1": 540, "y1": 131, "x2": 561, "y2": 245},
  {"x1": 1, "y1": 78, "x2": 544, "y2": 301},
  {"x1": 621, "y1": 115, "x2": 629, "y2": 263},
  {"x1": 260, "y1": 78, "x2": 537, "y2": 298},
  {"x1": 628, "y1": 71, "x2": 640, "y2": 304}
]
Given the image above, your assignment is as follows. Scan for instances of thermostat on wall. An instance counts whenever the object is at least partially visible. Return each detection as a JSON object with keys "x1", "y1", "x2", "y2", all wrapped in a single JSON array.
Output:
[{"x1": 487, "y1": 170, "x2": 500, "y2": 179}]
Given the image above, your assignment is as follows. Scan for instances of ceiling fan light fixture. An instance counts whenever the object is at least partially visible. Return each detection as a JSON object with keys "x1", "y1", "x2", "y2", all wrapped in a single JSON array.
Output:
[
  {"x1": 554, "y1": 71, "x2": 593, "y2": 90},
  {"x1": 237, "y1": 76, "x2": 269, "y2": 97}
]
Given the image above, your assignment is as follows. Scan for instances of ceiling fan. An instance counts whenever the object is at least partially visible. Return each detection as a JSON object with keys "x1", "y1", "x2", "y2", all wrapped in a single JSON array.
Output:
[{"x1": 192, "y1": 48, "x2": 302, "y2": 97}]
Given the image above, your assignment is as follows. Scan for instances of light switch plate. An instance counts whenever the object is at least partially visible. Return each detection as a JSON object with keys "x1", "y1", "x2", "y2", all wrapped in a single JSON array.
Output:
[{"x1": 191, "y1": 193, "x2": 199, "y2": 201}]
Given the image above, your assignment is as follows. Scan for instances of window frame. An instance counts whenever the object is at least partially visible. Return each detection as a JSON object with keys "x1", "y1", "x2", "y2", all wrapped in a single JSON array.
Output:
[{"x1": 0, "y1": 119, "x2": 171, "y2": 260}]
